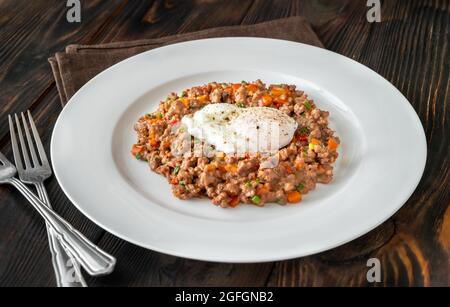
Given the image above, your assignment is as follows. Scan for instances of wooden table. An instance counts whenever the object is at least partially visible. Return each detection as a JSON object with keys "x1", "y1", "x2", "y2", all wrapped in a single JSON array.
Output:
[{"x1": 0, "y1": 0, "x2": 448, "y2": 287}]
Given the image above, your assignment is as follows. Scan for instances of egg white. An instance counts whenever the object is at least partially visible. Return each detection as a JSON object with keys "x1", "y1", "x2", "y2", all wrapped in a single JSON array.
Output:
[{"x1": 181, "y1": 103, "x2": 298, "y2": 154}]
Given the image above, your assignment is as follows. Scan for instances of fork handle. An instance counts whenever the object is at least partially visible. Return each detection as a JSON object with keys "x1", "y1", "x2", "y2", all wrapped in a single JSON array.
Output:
[
  {"x1": 36, "y1": 184, "x2": 87, "y2": 287},
  {"x1": 47, "y1": 227, "x2": 87, "y2": 287},
  {"x1": 9, "y1": 178, "x2": 116, "y2": 276}
]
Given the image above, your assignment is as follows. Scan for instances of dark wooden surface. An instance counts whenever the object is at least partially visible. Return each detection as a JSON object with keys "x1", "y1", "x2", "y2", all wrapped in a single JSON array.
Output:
[{"x1": 0, "y1": 0, "x2": 448, "y2": 287}]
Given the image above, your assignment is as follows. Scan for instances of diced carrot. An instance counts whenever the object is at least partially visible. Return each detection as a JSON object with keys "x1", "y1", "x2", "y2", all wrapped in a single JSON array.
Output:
[
  {"x1": 287, "y1": 191, "x2": 302, "y2": 203},
  {"x1": 260, "y1": 95, "x2": 273, "y2": 107},
  {"x1": 217, "y1": 165, "x2": 227, "y2": 173},
  {"x1": 149, "y1": 118, "x2": 162, "y2": 124},
  {"x1": 328, "y1": 138, "x2": 339, "y2": 151},
  {"x1": 198, "y1": 95, "x2": 208, "y2": 103},
  {"x1": 270, "y1": 87, "x2": 286, "y2": 96},
  {"x1": 131, "y1": 145, "x2": 144, "y2": 156},
  {"x1": 205, "y1": 164, "x2": 217, "y2": 172},
  {"x1": 224, "y1": 164, "x2": 238, "y2": 173},
  {"x1": 295, "y1": 161, "x2": 304, "y2": 171},
  {"x1": 170, "y1": 178, "x2": 179, "y2": 185},
  {"x1": 310, "y1": 138, "x2": 320, "y2": 145},
  {"x1": 246, "y1": 84, "x2": 258, "y2": 92},
  {"x1": 257, "y1": 184, "x2": 269, "y2": 195},
  {"x1": 232, "y1": 83, "x2": 242, "y2": 91},
  {"x1": 274, "y1": 96, "x2": 288, "y2": 104},
  {"x1": 149, "y1": 132, "x2": 159, "y2": 147},
  {"x1": 229, "y1": 196, "x2": 240, "y2": 208},
  {"x1": 180, "y1": 98, "x2": 190, "y2": 108}
]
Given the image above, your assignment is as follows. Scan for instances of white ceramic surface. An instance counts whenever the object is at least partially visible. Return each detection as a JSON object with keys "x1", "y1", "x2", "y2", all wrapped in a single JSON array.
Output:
[{"x1": 51, "y1": 38, "x2": 427, "y2": 262}]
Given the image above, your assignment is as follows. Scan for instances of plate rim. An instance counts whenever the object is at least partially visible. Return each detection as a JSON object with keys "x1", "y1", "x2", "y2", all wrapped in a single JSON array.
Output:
[{"x1": 50, "y1": 37, "x2": 427, "y2": 262}]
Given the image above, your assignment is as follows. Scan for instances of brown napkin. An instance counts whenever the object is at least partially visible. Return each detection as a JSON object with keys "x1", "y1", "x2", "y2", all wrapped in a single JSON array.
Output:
[{"x1": 49, "y1": 16, "x2": 323, "y2": 106}]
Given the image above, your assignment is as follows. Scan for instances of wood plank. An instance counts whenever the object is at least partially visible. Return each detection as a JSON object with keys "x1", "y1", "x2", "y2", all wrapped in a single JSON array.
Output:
[
  {"x1": 0, "y1": 88, "x2": 108, "y2": 286},
  {"x1": 0, "y1": 0, "x2": 127, "y2": 146},
  {"x1": 0, "y1": 0, "x2": 447, "y2": 287},
  {"x1": 0, "y1": 0, "x2": 130, "y2": 286},
  {"x1": 73, "y1": 0, "x2": 277, "y2": 287},
  {"x1": 266, "y1": 0, "x2": 449, "y2": 286},
  {"x1": 84, "y1": 234, "x2": 273, "y2": 287},
  {"x1": 90, "y1": 0, "x2": 255, "y2": 43},
  {"x1": 0, "y1": 0, "x2": 262, "y2": 287}
]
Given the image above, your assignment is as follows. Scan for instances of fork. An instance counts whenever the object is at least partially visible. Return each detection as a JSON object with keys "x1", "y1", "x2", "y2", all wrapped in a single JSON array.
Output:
[
  {"x1": 1, "y1": 118, "x2": 116, "y2": 277},
  {"x1": 9, "y1": 111, "x2": 86, "y2": 287},
  {"x1": 0, "y1": 150, "x2": 116, "y2": 277}
]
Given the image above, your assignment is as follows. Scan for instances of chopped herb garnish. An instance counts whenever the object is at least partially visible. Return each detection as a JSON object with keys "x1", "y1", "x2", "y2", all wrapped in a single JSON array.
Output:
[
  {"x1": 299, "y1": 126, "x2": 310, "y2": 135},
  {"x1": 173, "y1": 166, "x2": 180, "y2": 175},
  {"x1": 251, "y1": 195, "x2": 261, "y2": 205},
  {"x1": 179, "y1": 180, "x2": 185, "y2": 186},
  {"x1": 136, "y1": 153, "x2": 142, "y2": 160},
  {"x1": 297, "y1": 183, "x2": 305, "y2": 192},
  {"x1": 236, "y1": 102, "x2": 246, "y2": 108},
  {"x1": 304, "y1": 99, "x2": 312, "y2": 111},
  {"x1": 157, "y1": 112, "x2": 163, "y2": 118}
]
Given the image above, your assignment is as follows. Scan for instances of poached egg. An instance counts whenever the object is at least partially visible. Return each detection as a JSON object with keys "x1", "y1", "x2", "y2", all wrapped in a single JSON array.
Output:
[{"x1": 181, "y1": 103, "x2": 298, "y2": 154}]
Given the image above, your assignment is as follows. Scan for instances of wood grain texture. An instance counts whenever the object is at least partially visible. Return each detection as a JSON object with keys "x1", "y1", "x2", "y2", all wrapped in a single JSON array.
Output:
[
  {"x1": 0, "y1": 0, "x2": 448, "y2": 287},
  {"x1": 0, "y1": 88, "x2": 109, "y2": 287},
  {"x1": 0, "y1": 0, "x2": 128, "y2": 148},
  {"x1": 266, "y1": 0, "x2": 450, "y2": 287}
]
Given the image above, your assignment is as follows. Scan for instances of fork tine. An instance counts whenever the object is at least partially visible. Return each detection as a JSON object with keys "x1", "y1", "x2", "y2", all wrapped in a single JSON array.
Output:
[
  {"x1": 8, "y1": 115, "x2": 24, "y2": 171},
  {"x1": 14, "y1": 114, "x2": 31, "y2": 169},
  {"x1": 21, "y1": 112, "x2": 40, "y2": 168},
  {"x1": 27, "y1": 110, "x2": 49, "y2": 165}
]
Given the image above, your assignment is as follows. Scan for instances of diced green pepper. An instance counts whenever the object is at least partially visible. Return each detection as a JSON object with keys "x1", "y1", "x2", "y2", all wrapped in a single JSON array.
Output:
[
  {"x1": 173, "y1": 166, "x2": 180, "y2": 175},
  {"x1": 251, "y1": 195, "x2": 261, "y2": 205},
  {"x1": 304, "y1": 99, "x2": 312, "y2": 111}
]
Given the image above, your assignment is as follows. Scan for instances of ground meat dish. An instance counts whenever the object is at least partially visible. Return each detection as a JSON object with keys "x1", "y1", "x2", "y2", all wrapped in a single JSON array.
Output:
[{"x1": 131, "y1": 80, "x2": 340, "y2": 208}]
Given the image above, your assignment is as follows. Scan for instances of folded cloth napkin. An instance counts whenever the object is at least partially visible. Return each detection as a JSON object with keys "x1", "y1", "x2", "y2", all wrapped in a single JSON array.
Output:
[{"x1": 49, "y1": 16, "x2": 323, "y2": 106}]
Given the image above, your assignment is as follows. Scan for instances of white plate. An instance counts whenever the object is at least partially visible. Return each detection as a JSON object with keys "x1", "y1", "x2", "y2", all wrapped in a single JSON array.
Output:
[{"x1": 51, "y1": 38, "x2": 426, "y2": 262}]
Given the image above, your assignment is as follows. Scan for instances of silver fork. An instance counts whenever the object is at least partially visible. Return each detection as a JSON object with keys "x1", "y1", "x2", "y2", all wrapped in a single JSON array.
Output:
[
  {"x1": 9, "y1": 111, "x2": 86, "y2": 287},
  {"x1": 3, "y1": 113, "x2": 116, "y2": 277}
]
